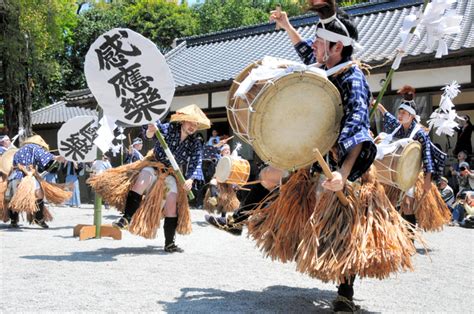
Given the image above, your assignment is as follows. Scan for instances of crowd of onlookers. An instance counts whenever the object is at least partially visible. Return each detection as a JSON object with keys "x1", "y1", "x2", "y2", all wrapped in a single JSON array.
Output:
[{"x1": 437, "y1": 115, "x2": 474, "y2": 228}]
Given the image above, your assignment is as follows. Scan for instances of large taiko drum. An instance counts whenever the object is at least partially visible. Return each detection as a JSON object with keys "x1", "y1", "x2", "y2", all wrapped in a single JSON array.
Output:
[
  {"x1": 0, "y1": 148, "x2": 18, "y2": 176},
  {"x1": 215, "y1": 156, "x2": 250, "y2": 185},
  {"x1": 227, "y1": 62, "x2": 343, "y2": 170},
  {"x1": 374, "y1": 141, "x2": 422, "y2": 191}
]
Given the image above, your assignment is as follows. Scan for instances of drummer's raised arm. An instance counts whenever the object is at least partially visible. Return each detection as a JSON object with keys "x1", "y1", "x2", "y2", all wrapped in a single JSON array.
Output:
[{"x1": 269, "y1": 9, "x2": 302, "y2": 45}]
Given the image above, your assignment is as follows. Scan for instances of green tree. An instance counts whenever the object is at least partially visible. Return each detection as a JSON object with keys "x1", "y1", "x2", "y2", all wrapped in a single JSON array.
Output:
[
  {"x1": 193, "y1": 0, "x2": 307, "y2": 34},
  {"x1": 63, "y1": 2, "x2": 127, "y2": 91},
  {"x1": 0, "y1": 0, "x2": 77, "y2": 137},
  {"x1": 124, "y1": 0, "x2": 198, "y2": 52}
]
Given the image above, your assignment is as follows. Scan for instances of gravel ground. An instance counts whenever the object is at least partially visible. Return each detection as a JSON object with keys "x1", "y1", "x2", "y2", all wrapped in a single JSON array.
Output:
[{"x1": 1, "y1": 204, "x2": 473, "y2": 313}]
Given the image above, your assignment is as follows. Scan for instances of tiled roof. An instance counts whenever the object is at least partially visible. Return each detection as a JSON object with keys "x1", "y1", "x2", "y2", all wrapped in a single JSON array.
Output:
[
  {"x1": 166, "y1": 0, "x2": 473, "y2": 90},
  {"x1": 32, "y1": 101, "x2": 97, "y2": 126}
]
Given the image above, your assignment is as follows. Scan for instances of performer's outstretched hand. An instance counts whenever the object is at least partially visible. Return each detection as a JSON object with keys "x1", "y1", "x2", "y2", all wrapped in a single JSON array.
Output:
[
  {"x1": 269, "y1": 9, "x2": 291, "y2": 31},
  {"x1": 183, "y1": 178, "x2": 193, "y2": 191},
  {"x1": 322, "y1": 171, "x2": 345, "y2": 192}
]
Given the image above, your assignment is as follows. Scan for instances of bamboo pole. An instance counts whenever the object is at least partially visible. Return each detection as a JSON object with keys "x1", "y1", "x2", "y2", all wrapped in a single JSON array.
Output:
[{"x1": 154, "y1": 129, "x2": 194, "y2": 200}]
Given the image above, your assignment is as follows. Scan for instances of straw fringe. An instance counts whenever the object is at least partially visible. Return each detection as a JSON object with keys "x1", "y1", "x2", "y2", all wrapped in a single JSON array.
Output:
[
  {"x1": 10, "y1": 173, "x2": 37, "y2": 214},
  {"x1": 412, "y1": 174, "x2": 451, "y2": 231},
  {"x1": 355, "y1": 167, "x2": 416, "y2": 279},
  {"x1": 0, "y1": 180, "x2": 8, "y2": 222},
  {"x1": 295, "y1": 166, "x2": 417, "y2": 283},
  {"x1": 295, "y1": 183, "x2": 360, "y2": 283},
  {"x1": 217, "y1": 183, "x2": 240, "y2": 213},
  {"x1": 247, "y1": 169, "x2": 316, "y2": 263},
  {"x1": 39, "y1": 180, "x2": 72, "y2": 205},
  {"x1": 128, "y1": 172, "x2": 167, "y2": 239},
  {"x1": 87, "y1": 160, "x2": 163, "y2": 211},
  {"x1": 27, "y1": 206, "x2": 53, "y2": 223},
  {"x1": 176, "y1": 173, "x2": 192, "y2": 235},
  {"x1": 203, "y1": 188, "x2": 217, "y2": 213}
]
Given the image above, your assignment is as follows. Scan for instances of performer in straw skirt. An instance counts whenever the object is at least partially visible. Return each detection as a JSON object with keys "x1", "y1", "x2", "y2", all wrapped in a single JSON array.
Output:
[
  {"x1": 91, "y1": 104, "x2": 210, "y2": 253},
  {"x1": 209, "y1": 3, "x2": 417, "y2": 313},
  {"x1": 203, "y1": 144, "x2": 243, "y2": 218},
  {"x1": 375, "y1": 87, "x2": 450, "y2": 231},
  {"x1": 3, "y1": 135, "x2": 67, "y2": 228}
]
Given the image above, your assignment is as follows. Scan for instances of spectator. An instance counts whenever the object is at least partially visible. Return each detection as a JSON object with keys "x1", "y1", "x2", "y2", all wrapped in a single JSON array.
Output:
[
  {"x1": 64, "y1": 161, "x2": 83, "y2": 208},
  {"x1": 454, "y1": 115, "x2": 472, "y2": 156},
  {"x1": 455, "y1": 161, "x2": 474, "y2": 197},
  {"x1": 0, "y1": 135, "x2": 11, "y2": 155},
  {"x1": 438, "y1": 177, "x2": 455, "y2": 209},
  {"x1": 124, "y1": 137, "x2": 144, "y2": 164},
  {"x1": 92, "y1": 155, "x2": 112, "y2": 176},
  {"x1": 207, "y1": 129, "x2": 220, "y2": 146},
  {"x1": 451, "y1": 191, "x2": 474, "y2": 227},
  {"x1": 448, "y1": 150, "x2": 469, "y2": 195}
]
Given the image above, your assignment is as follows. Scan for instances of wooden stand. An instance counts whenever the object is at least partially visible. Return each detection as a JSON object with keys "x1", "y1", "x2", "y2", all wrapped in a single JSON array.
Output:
[{"x1": 73, "y1": 224, "x2": 122, "y2": 241}]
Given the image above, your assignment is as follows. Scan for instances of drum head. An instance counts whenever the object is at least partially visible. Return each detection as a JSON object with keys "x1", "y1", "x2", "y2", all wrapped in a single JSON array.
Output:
[
  {"x1": 397, "y1": 141, "x2": 422, "y2": 191},
  {"x1": 250, "y1": 71, "x2": 342, "y2": 170},
  {"x1": 0, "y1": 148, "x2": 18, "y2": 175},
  {"x1": 227, "y1": 61, "x2": 261, "y2": 145},
  {"x1": 215, "y1": 156, "x2": 232, "y2": 183}
]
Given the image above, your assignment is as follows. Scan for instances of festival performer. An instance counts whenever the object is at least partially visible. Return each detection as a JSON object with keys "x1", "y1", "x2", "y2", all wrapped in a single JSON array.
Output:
[
  {"x1": 203, "y1": 144, "x2": 242, "y2": 218},
  {"x1": 374, "y1": 86, "x2": 451, "y2": 231},
  {"x1": 124, "y1": 137, "x2": 144, "y2": 164},
  {"x1": 0, "y1": 135, "x2": 11, "y2": 155},
  {"x1": 3, "y1": 135, "x2": 68, "y2": 228},
  {"x1": 89, "y1": 104, "x2": 210, "y2": 253},
  {"x1": 207, "y1": 3, "x2": 417, "y2": 313}
]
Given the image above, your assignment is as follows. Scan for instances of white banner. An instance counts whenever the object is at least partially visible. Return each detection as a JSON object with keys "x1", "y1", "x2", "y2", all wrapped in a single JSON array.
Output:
[
  {"x1": 58, "y1": 116, "x2": 98, "y2": 162},
  {"x1": 84, "y1": 28, "x2": 174, "y2": 125}
]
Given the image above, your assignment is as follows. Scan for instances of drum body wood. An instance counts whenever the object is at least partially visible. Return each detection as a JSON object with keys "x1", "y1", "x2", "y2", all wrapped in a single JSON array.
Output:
[
  {"x1": 215, "y1": 156, "x2": 250, "y2": 185},
  {"x1": 374, "y1": 141, "x2": 422, "y2": 191},
  {"x1": 227, "y1": 63, "x2": 343, "y2": 170}
]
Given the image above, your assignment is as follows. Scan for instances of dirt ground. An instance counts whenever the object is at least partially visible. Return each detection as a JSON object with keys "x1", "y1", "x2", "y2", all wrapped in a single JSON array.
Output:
[{"x1": 1, "y1": 204, "x2": 473, "y2": 313}]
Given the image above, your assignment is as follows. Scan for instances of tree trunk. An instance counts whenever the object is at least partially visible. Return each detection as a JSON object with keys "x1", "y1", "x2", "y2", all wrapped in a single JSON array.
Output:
[{"x1": 0, "y1": 0, "x2": 31, "y2": 142}]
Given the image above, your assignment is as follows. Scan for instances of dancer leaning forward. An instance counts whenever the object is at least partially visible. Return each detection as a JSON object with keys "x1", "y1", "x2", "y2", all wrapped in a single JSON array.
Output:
[
  {"x1": 1, "y1": 135, "x2": 70, "y2": 228},
  {"x1": 207, "y1": 2, "x2": 419, "y2": 313},
  {"x1": 89, "y1": 104, "x2": 210, "y2": 253}
]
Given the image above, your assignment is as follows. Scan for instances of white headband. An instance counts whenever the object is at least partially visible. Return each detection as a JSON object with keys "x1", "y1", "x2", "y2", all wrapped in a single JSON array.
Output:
[
  {"x1": 398, "y1": 103, "x2": 416, "y2": 115},
  {"x1": 315, "y1": 14, "x2": 363, "y2": 50},
  {"x1": 399, "y1": 102, "x2": 421, "y2": 122}
]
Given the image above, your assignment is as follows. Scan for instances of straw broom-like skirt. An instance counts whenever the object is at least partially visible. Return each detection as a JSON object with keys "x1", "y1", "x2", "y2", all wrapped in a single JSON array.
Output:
[
  {"x1": 128, "y1": 169, "x2": 192, "y2": 239},
  {"x1": 247, "y1": 169, "x2": 317, "y2": 263},
  {"x1": 90, "y1": 159, "x2": 192, "y2": 239},
  {"x1": 296, "y1": 167, "x2": 416, "y2": 282},
  {"x1": 409, "y1": 174, "x2": 451, "y2": 232},
  {"x1": 203, "y1": 188, "x2": 217, "y2": 212},
  {"x1": 10, "y1": 172, "x2": 37, "y2": 214},
  {"x1": 87, "y1": 159, "x2": 164, "y2": 212},
  {"x1": 247, "y1": 166, "x2": 417, "y2": 283},
  {"x1": 0, "y1": 180, "x2": 8, "y2": 222},
  {"x1": 203, "y1": 183, "x2": 240, "y2": 214}
]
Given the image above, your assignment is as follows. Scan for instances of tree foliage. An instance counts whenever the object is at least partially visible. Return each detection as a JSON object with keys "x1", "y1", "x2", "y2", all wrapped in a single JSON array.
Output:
[
  {"x1": 63, "y1": 3, "x2": 127, "y2": 91},
  {"x1": 193, "y1": 0, "x2": 307, "y2": 34},
  {"x1": 0, "y1": 0, "x2": 77, "y2": 136},
  {"x1": 124, "y1": 0, "x2": 198, "y2": 52}
]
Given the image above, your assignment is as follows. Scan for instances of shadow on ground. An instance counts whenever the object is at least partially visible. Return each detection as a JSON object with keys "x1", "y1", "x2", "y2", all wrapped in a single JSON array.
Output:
[
  {"x1": 158, "y1": 286, "x2": 379, "y2": 313},
  {"x1": 416, "y1": 247, "x2": 433, "y2": 255},
  {"x1": 158, "y1": 286, "x2": 335, "y2": 313},
  {"x1": 20, "y1": 245, "x2": 165, "y2": 262}
]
